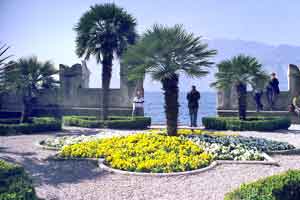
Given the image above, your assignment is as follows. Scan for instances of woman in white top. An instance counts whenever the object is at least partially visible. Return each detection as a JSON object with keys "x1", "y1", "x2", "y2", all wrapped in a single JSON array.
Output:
[{"x1": 132, "y1": 90, "x2": 144, "y2": 117}]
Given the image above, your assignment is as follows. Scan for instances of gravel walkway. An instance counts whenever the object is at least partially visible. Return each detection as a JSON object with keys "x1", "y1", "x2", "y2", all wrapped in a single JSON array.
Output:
[{"x1": 1, "y1": 127, "x2": 300, "y2": 200}]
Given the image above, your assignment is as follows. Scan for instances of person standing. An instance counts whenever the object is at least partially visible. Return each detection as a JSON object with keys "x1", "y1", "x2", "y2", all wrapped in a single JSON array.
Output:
[
  {"x1": 132, "y1": 90, "x2": 144, "y2": 117},
  {"x1": 187, "y1": 85, "x2": 200, "y2": 127},
  {"x1": 253, "y1": 88, "x2": 263, "y2": 112},
  {"x1": 267, "y1": 72, "x2": 280, "y2": 110}
]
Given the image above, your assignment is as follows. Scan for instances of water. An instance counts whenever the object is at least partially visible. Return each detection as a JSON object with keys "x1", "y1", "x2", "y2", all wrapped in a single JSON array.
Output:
[{"x1": 144, "y1": 92, "x2": 217, "y2": 125}]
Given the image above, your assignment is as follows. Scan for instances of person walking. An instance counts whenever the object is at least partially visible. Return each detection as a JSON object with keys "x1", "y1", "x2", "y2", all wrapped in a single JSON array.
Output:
[
  {"x1": 266, "y1": 72, "x2": 280, "y2": 110},
  {"x1": 187, "y1": 85, "x2": 200, "y2": 127},
  {"x1": 132, "y1": 90, "x2": 144, "y2": 117}
]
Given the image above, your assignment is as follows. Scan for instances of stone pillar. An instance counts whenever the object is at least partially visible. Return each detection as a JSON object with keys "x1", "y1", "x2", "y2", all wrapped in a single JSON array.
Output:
[
  {"x1": 59, "y1": 63, "x2": 85, "y2": 107},
  {"x1": 119, "y1": 60, "x2": 144, "y2": 114},
  {"x1": 288, "y1": 64, "x2": 300, "y2": 99},
  {"x1": 217, "y1": 87, "x2": 232, "y2": 110}
]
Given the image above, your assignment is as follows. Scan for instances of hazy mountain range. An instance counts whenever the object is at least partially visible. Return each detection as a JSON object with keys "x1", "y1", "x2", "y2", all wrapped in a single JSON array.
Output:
[{"x1": 144, "y1": 39, "x2": 300, "y2": 92}]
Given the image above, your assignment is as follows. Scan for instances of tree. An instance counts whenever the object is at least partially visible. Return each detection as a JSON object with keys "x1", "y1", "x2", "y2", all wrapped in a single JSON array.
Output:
[
  {"x1": 5, "y1": 56, "x2": 59, "y2": 122},
  {"x1": 123, "y1": 24, "x2": 216, "y2": 136},
  {"x1": 74, "y1": 3, "x2": 137, "y2": 120},
  {"x1": 0, "y1": 43, "x2": 13, "y2": 90},
  {"x1": 211, "y1": 54, "x2": 268, "y2": 120}
]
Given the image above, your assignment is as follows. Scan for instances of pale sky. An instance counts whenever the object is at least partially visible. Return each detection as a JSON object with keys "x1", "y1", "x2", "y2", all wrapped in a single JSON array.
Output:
[{"x1": 1, "y1": 0, "x2": 300, "y2": 89}]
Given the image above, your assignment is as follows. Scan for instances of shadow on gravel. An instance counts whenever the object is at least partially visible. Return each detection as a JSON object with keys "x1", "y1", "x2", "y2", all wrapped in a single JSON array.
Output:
[
  {"x1": 0, "y1": 149, "x2": 36, "y2": 156},
  {"x1": 21, "y1": 157, "x2": 109, "y2": 186},
  {"x1": 0, "y1": 148, "x2": 108, "y2": 187}
]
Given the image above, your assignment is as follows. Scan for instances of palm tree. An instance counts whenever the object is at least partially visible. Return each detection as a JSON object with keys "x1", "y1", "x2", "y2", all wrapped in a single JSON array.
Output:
[
  {"x1": 0, "y1": 43, "x2": 13, "y2": 90},
  {"x1": 74, "y1": 3, "x2": 137, "y2": 120},
  {"x1": 123, "y1": 24, "x2": 216, "y2": 136},
  {"x1": 5, "y1": 56, "x2": 59, "y2": 122},
  {"x1": 211, "y1": 54, "x2": 268, "y2": 120}
]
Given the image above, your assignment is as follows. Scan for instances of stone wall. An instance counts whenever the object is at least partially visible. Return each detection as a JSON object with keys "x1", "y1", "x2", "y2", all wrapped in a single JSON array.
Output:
[
  {"x1": 217, "y1": 64, "x2": 300, "y2": 123},
  {"x1": 0, "y1": 60, "x2": 141, "y2": 117}
]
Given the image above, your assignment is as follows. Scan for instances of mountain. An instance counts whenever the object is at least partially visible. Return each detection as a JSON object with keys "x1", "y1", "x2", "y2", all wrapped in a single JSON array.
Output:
[{"x1": 144, "y1": 39, "x2": 300, "y2": 92}]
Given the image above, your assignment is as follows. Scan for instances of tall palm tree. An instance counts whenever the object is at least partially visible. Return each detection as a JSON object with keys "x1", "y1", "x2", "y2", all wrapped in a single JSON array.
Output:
[
  {"x1": 5, "y1": 56, "x2": 59, "y2": 122},
  {"x1": 123, "y1": 24, "x2": 216, "y2": 136},
  {"x1": 0, "y1": 43, "x2": 13, "y2": 90},
  {"x1": 74, "y1": 3, "x2": 137, "y2": 120},
  {"x1": 211, "y1": 54, "x2": 268, "y2": 120}
]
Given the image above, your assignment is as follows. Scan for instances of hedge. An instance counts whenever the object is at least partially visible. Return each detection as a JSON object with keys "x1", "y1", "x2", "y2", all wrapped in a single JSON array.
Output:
[
  {"x1": 0, "y1": 117, "x2": 62, "y2": 135},
  {"x1": 0, "y1": 160, "x2": 39, "y2": 200},
  {"x1": 202, "y1": 117, "x2": 291, "y2": 131},
  {"x1": 225, "y1": 170, "x2": 300, "y2": 200},
  {"x1": 63, "y1": 116, "x2": 151, "y2": 129}
]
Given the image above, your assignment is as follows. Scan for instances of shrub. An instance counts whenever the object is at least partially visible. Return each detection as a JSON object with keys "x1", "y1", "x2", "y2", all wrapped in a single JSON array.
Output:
[
  {"x1": 60, "y1": 134, "x2": 213, "y2": 173},
  {"x1": 225, "y1": 170, "x2": 300, "y2": 200},
  {"x1": 148, "y1": 128, "x2": 239, "y2": 137},
  {"x1": 0, "y1": 159, "x2": 38, "y2": 200},
  {"x1": 63, "y1": 116, "x2": 151, "y2": 129},
  {"x1": 0, "y1": 117, "x2": 62, "y2": 135},
  {"x1": 202, "y1": 117, "x2": 291, "y2": 131}
]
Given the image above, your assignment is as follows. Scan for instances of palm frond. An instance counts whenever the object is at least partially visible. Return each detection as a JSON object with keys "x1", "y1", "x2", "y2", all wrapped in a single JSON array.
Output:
[{"x1": 123, "y1": 24, "x2": 216, "y2": 82}]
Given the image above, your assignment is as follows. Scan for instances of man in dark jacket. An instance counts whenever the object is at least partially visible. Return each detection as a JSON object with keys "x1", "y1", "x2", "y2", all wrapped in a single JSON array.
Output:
[
  {"x1": 187, "y1": 85, "x2": 200, "y2": 127},
  {"x1": 267, "y1": 72, "x2": 280, "y2": 110}
]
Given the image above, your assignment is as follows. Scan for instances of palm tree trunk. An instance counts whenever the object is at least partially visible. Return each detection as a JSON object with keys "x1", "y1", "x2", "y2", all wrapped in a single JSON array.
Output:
[
  {"x1": 21, "y1": 92, "x2": 32, "y2": 123},
  {"x1": 101, "y1": 54, "x2": 113, "y2": 120},
  {"x1": 162, "y1": 75, "x2": 179, "y2": 136},
  {"x1": 236, "y1": 83, "x2": 247, "y2": 120}
]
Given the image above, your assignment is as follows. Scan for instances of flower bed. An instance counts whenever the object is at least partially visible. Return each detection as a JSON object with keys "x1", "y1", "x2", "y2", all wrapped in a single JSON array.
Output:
[
  {"x1": 195, "y1": 141, "x2": 264, "y2": 160},
  {"x1": 0, "y1": 159, "x2": 38, "y2": 200},
  {"x1": 225, "y1": 170, "x2": 300, "y2": 200},
  {"x1": 60, "y1": 134, "x2": 213, "y2": 173},
  {"x1": 0, "y1": 117, "x2": 62, "y2": 135},
  {"x1": 40, "y1": 135, "x2": 100, "y2": 149},
  {"x1": 202, "y1": 116, "x2": 291, "y2": 131},
  {"x1": 63, "y1": 116, "x2": 151, "y2": 129},
  {"x1": 187, "y1": 134, "x2": 295, "y2": 152}
]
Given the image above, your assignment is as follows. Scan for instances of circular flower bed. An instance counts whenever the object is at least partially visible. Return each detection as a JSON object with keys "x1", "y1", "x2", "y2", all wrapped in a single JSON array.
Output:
[
  {"x1": 225, "y1": 170, "x2": 300, "y2": 200},
  {"x1": 60, "y1": 134, "x2": 213, "y2": 173}
]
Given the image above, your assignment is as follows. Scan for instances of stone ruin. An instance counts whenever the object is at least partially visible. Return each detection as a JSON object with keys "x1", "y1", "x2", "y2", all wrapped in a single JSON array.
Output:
[
  {"x1": 0, "y1": 61, "x2": 143, "y2": 117},
  {"x1": 217, "y1": 64, "x2": 300, "y2": 123}
]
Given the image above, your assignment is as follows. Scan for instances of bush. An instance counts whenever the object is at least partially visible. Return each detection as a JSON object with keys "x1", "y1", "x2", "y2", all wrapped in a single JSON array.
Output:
[
  {"x1": 0, "y1": 117, "x2": 62, "y2": 135},
  {"x1": 202, "y1": 117, "x2": 291, "y2": 131},
  {"x1": 60, "y1": 134, "x2": 213, "y2": 173},
  {"x1": 63, "y1": 116, "x2": 151, "y2": 129},
  {"x1": 0, "y1": 159, "x2": 38, "y2": 200},
  {"x1": 225, "y1": 170, "x2": 300, "y2": 200}
]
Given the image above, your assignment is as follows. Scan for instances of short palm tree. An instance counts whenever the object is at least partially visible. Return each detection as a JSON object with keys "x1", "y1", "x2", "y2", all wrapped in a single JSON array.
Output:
[
  {"x1": 74, "y1": 3, "x2": 137, "y2": 120},
  {"x1": 211, "y1": 54, "x2": 268, "y2": 120},
  {"x1": 123, "y1": 24, "x2": 216, "y2": 136},
  {"x1": 5, "y1": 56, "x2": 59, "y2": 122}
]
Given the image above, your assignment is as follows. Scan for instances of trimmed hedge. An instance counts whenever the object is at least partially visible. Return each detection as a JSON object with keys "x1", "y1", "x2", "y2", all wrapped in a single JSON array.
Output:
[
  {"x1": 202, "y1": 117, "x2": 291, "y2": 131},
  {"x1": 0, "y1": 160, "x2": 39, "y2": 200},
  {"x1": 0, "y1": 117, "x2": 62, "y2": 135},
  {"x1": 225, "y1": 170, "x2": 300, "y2": 200},
  {"x1": 63, "y1": 116, "x2": 151, "y2": 129}
]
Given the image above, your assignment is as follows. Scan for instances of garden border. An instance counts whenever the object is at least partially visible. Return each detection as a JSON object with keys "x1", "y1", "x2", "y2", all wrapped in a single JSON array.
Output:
[
  {"x1": 97, "y1": 153, "x2": 278, "y2": 176},
  {"x1": 45, "y1": 152, "x2": 278, "y2": 176}
]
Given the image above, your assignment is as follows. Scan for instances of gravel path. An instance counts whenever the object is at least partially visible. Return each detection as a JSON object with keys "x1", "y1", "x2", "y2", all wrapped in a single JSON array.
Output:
[{"x1": 1, "y1": 127, "x2": 300, "y2": 200}]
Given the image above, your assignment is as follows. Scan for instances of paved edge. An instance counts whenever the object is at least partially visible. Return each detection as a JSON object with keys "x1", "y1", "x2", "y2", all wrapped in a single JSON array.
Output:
[{"x1": 97, "y1": 153, "x2": 279, "y2": 177}]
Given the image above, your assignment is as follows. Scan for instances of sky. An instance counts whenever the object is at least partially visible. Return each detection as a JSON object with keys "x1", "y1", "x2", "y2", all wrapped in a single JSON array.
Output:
[{"x1": 1, "y1": 0, "x2": 300, "y2": 89}]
